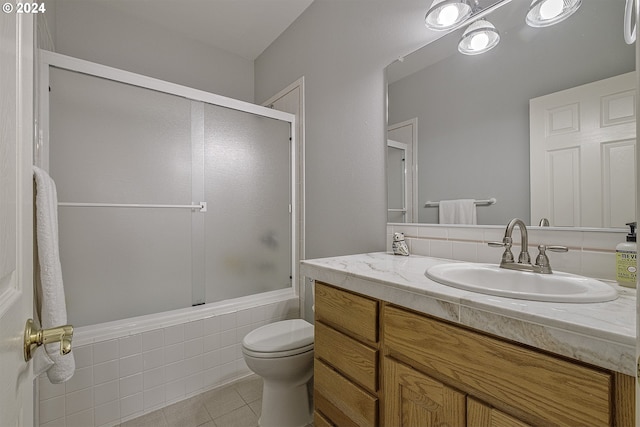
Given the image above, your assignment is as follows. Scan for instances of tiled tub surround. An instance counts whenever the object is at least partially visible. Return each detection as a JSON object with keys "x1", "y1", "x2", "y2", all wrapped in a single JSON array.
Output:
[
  {"x1": 38, "y1": 290, "x2": 298, "y2": 427},
  {"x1": 301, "y1": 252, "x2": 635, "y2": 376},
  {"x1": 388, "y1": 223, "x2": 629, "y2": 282}
]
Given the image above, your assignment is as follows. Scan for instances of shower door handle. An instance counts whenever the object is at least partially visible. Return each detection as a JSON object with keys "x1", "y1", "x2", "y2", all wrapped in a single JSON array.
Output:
[{"x1": 23, "y1": 318, "x2": 74, "y2": 362}]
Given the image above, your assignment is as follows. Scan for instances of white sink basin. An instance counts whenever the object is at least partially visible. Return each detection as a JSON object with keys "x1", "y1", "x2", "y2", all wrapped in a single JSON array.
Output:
[{"x1": 425, "y1": 263, "x2": 617, "y2": 303}]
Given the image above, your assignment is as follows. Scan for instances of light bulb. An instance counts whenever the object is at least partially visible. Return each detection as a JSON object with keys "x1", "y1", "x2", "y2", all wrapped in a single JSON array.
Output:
[
  {"x1": 438, "y1": 4, "x2": 460, "y2": 26},
  {"x1": 539, "y1": 0, "x2": 563, "y2": 20},
  {"x1": 470, "y1": 33, "x2": 489, "y2": 51}
]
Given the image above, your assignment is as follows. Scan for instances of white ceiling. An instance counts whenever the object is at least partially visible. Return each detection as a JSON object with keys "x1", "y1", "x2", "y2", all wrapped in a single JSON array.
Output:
[{"x1": 101, "y1": 0, "x2": 314, "y2": 60}]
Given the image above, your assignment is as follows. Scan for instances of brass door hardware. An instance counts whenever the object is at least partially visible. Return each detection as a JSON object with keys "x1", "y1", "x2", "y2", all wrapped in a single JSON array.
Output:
[{"x1": 23, "y1": 318, "x2": 74, "y2": 362}]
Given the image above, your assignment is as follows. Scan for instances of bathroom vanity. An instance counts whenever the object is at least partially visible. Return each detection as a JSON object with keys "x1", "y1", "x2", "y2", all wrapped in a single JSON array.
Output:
[{"x1": 302, "y1": 253, "x2": 635, "y2": 426}]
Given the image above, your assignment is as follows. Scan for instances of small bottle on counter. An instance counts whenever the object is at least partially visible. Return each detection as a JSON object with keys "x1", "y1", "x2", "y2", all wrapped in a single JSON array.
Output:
[{"x1": 616, "y1": 222, "x2": 637, "y2": 288}]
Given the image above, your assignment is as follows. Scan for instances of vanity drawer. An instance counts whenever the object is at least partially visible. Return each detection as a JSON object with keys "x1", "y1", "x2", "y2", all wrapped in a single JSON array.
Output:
[
  {"x1": 382, "y1": 305, "x2": 612, "y2": 426},
  {"x1": 315, "y1": 282, "x2": 378, "y2": 344},
  {"x1": 315, "y1": 359, "x2": 378, "y2": 427},
  {"x1": 315, "y1": 321, "x2": 378, "y2": 393}
]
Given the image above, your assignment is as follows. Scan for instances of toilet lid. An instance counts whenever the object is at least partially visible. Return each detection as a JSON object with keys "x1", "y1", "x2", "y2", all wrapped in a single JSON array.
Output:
[{"x1": 242, "y1": 319, "x2": 314, "y2": 353}]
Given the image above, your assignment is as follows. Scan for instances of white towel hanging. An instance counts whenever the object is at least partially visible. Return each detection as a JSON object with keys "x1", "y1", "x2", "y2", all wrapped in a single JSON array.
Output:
[
  {"x1": 438, "y1": 199, "x2": 477, "y2": 225},
  {"x1": 33, "y1": 166, "x2": 75, "y2": 383}
]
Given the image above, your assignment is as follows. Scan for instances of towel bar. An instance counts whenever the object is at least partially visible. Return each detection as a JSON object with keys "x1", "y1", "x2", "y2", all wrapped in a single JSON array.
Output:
[
  {"x1": 424, "y1": 198, "x2": 496, "y2": 208},
  {"x1": 58, "y1": 201, "x2": 208, "y2": 212}
]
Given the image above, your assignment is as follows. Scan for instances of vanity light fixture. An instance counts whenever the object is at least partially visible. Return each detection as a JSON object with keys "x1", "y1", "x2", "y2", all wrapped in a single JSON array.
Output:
[
  {"x1": 458, "y1": 19, "x2": 500, "y2": 55},
  {"x1": 526, "y1": 0, "x2": 582, "y2": 28},
  {"x1": 425, "y1": 0, "x2": 473, "y2": 31}
]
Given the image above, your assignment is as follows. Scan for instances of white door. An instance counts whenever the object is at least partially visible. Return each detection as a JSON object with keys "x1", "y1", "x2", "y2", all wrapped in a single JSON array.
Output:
[
  {"x1": 387, "y1": 140, "x2": 409, "y2": 223},
  {"x1": 388, "y1": 118, "x2": 417, "y2": 222},
  {"x1": 0, "y1": 11, "x2": 35, "y2": 427},
  {"x1": 530, "y1": 72, "x2": 637, "y2": 227}
]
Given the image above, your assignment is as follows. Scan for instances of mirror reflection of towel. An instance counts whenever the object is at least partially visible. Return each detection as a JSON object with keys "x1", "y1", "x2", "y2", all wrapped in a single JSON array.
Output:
[{"x1": 438, "y1": 199, "x2": 477, "y2": 224}]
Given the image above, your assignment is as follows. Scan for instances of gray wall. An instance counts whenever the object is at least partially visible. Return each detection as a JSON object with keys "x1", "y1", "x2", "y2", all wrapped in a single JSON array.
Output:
[
  {"x1": 254, "y1": 0, "x2": 435, "y2": 259},
  {"x1": 388, "y1": 0, "x2": 635, "y2": 225},
  {"x1": 49, "y1": 0, "x2": 255, "y2": 102}
]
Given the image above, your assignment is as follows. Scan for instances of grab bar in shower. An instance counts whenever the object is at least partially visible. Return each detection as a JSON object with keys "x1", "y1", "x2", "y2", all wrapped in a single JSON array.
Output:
[{"x1": 58, "y1": 202, "x2": 208, "y2": 212}]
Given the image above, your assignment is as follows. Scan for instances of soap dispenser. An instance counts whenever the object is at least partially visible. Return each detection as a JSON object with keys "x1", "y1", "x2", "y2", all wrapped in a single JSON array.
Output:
[{"x1": 616, "y1": 222, "x2": 637, "y2": 288}]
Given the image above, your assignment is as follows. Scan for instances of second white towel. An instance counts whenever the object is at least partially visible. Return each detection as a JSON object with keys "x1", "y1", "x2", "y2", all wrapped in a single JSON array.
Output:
[{"x1": 438, "y1": 199, "x2": 477, "y2": 225}]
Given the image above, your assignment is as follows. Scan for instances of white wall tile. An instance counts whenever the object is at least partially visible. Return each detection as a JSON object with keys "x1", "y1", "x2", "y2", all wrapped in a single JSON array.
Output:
[
  {"x1": 119, "y1": 354, "x2": 143, "y2": 378},
  {"x1": 164, "y1": 324, "x2": 184, "y2": 345},
  {"x1": 164, "y1": 342, "x2": 184, "y2": 364},
  {"x1": 203, "y1": 316, "x2": 220, "y2": 335},
  {"x1": 219, "y1": 313, "x2": 237, "y2": 331},
  {"x1": 143, "y1": 385, "x2": 165, "y2": 410},
  {"x1": 164, "y1": 379, "x2": 185, "y2": 403},
  {"x1": 143, "y1": 367, "x2": 165, "y2": 390},
  {"x1": 143, "y1": 348, "x2": 164, "y2": 371},
  {"x1": 448, "y1": 227, "x2": 484, "y2": 242},
  {"x1": 65, "y1": 366, "x2": 93, "y2": 393},
  {"x1": 165, "y1": 360, "x2": 185, "y2": 383},
  {"x1": 66, "y1": 408, "x2": 94, "y2": 427},
  {"x1": 94, "y1": 400, "x2": 119, "y2": 427},
  {"x1": 416, "y1": 226, "x2": 447, "y2": 239},
  {"x1": 184, "y1": 355, "x2": 203, "y2": 376},
  {"x1": 40, "y1": 417, "x2": 65, "y2": 427},
  {"x1": 66, "y1": 388, "x2": 93, "y2": 415},
  {"x1": 430, "y1": 240, "x2": 453, "y2": 259},
  {"x1": 39, "y1": 376, "x2": 66, "y2": 401},
  {"x1": 39, "y1": 396, "x2": 65, "y2": 424},
  {"x1": 142, "y1": 330, "x2": 164, "y2": 352},
  {"x1": 120, "y1": 393, "x2": 143, "y2": 419},
  {"x1": 221, "y1": 330, "x2": 235, "y2": 347},
  {"x1": 203, "y1": 333, "x2": 221, "y2": 353},
  {"x1": 119, "y1": 373, "x2": 143, "y2": 398},
  {"x1": 409, "y1": 238, "x2": 430, "y2": 256},
  {"x1": 94, "y1": 380, "x2": 118, "y2": 406},
  {"x1": 93, "y1": 340, "x2": 118, "y2": 364},
  {"x1": 119, "y1": 334, "x2": 142, "y2": 358},
  {"x1": 72, "y1": 345, "x2": 93, "y2": 369},
  {"x1": 237, "y1": 309, "x2": 252, "y2": 327},
  {"x1": 203, "y1": 349, "x2": 220, "y2": 370},
  {"x1": 184, "y1": 320, "x2": 203, "y2": 341},
  {"x1": 184, "y1": 338, "x2": 203, "y2": 359},
  {"x1": 452, "y1": 241, "x2": 478, "y2": 262},
  {"x1": 583, "y1": 230, "x2": 624, "y2": 251},
  {"x1": 93, "y1": 360, "x2": 119, "y2": 385},
  {"x1": 185, "y1": 373, "x2": 203, "y2": 396},
  {"x1": 582, "y1": 251, "x2": 617, "y2": 281}
]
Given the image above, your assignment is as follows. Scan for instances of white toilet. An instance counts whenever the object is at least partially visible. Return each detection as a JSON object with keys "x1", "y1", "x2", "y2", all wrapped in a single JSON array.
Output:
[{"x1": 242, "y1": 319, "x2": 314, "y2": 427}]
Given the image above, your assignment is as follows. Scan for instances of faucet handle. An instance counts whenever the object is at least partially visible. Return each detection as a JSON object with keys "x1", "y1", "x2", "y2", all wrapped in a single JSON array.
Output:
[
  {"x1": 488, "y1": 241, "x2": 506, "y2": 247},
  {"x1": 535, "y1": 244, "x2": 569, "y2": 273},
  {"x1": 488, "y1": 238, "x2": 514, "y2": 263}
]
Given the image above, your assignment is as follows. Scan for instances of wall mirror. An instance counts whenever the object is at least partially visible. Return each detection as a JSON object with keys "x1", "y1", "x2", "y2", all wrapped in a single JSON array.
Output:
[{"x1": 387, "y1": 0, "x2": 636, "y2": 227}]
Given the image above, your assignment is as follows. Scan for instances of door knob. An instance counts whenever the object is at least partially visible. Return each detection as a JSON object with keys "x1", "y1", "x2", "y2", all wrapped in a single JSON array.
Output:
[{"x1": 23, "y1": 318, "x2": 74, "y2": 362}]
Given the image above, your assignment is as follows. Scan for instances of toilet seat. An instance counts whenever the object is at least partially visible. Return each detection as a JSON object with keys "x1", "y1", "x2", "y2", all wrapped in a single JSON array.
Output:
[{"x1": 242, "y1": 319, "x2": 314, "y2": 358}]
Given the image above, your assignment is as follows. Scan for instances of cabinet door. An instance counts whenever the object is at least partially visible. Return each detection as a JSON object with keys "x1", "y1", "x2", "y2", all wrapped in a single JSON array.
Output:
[
  {"x1": 384, "y1": 358, "x2": 465, "y2": 427},
  {"x1": 467, "y1": 397, "x2": 532, "y2": 427}
]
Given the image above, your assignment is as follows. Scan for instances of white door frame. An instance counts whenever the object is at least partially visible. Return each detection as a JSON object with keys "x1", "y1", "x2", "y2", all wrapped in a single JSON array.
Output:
[{"x1": 388, "y1": 118, "x2": 418, "y2": 222}]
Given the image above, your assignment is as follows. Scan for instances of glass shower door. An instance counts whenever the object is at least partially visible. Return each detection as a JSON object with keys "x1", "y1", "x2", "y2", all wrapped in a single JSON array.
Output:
[{"x1": 203, "y1": 103, "x2": 292, "y2": 303}]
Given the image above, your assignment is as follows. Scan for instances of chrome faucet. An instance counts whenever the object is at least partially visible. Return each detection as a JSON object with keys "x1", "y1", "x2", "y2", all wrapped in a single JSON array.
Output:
[{"x1": 489, "y1": 218, "x2": 568, "y2": 274}]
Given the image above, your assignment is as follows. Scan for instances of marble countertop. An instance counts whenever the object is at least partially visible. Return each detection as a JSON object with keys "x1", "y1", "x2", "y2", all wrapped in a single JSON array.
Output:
[{"x1": 301, "y1": 252, "x2": 636, "y2": 376}]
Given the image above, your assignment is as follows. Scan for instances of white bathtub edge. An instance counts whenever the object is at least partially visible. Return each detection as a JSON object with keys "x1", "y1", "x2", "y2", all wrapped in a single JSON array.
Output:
[{"x1": 73, "y1": 287, "x2": 298, "y2": 347}]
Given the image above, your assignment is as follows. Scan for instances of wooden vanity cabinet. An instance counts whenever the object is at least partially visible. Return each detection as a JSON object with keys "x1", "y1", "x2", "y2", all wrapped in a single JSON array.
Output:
[
  {"x1": 382, "y1": 304, "x2": 635, "y2": 427},
  {"x1": 313, "y1": 282, "x2": 635, "y2": 427},
  {"x1": 314, "y1": 282, "x2": 380, "y2": 426}
]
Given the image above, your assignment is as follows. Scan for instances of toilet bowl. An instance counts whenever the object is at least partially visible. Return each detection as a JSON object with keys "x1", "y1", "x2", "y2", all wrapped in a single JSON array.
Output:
[{"x1": 242, "y1": 319, "x2": 314, "y2": 427}]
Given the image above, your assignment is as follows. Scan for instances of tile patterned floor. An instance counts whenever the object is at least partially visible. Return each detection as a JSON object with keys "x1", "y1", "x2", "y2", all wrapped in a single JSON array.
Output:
[{"x1": 118, "y1": 375, "x2": 264, "y2": 427}]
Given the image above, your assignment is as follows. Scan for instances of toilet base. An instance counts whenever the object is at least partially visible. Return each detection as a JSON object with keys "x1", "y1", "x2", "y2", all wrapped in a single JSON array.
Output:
[{"x1": 259, "y1": 380, "x2": 313, "y2": 427}]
